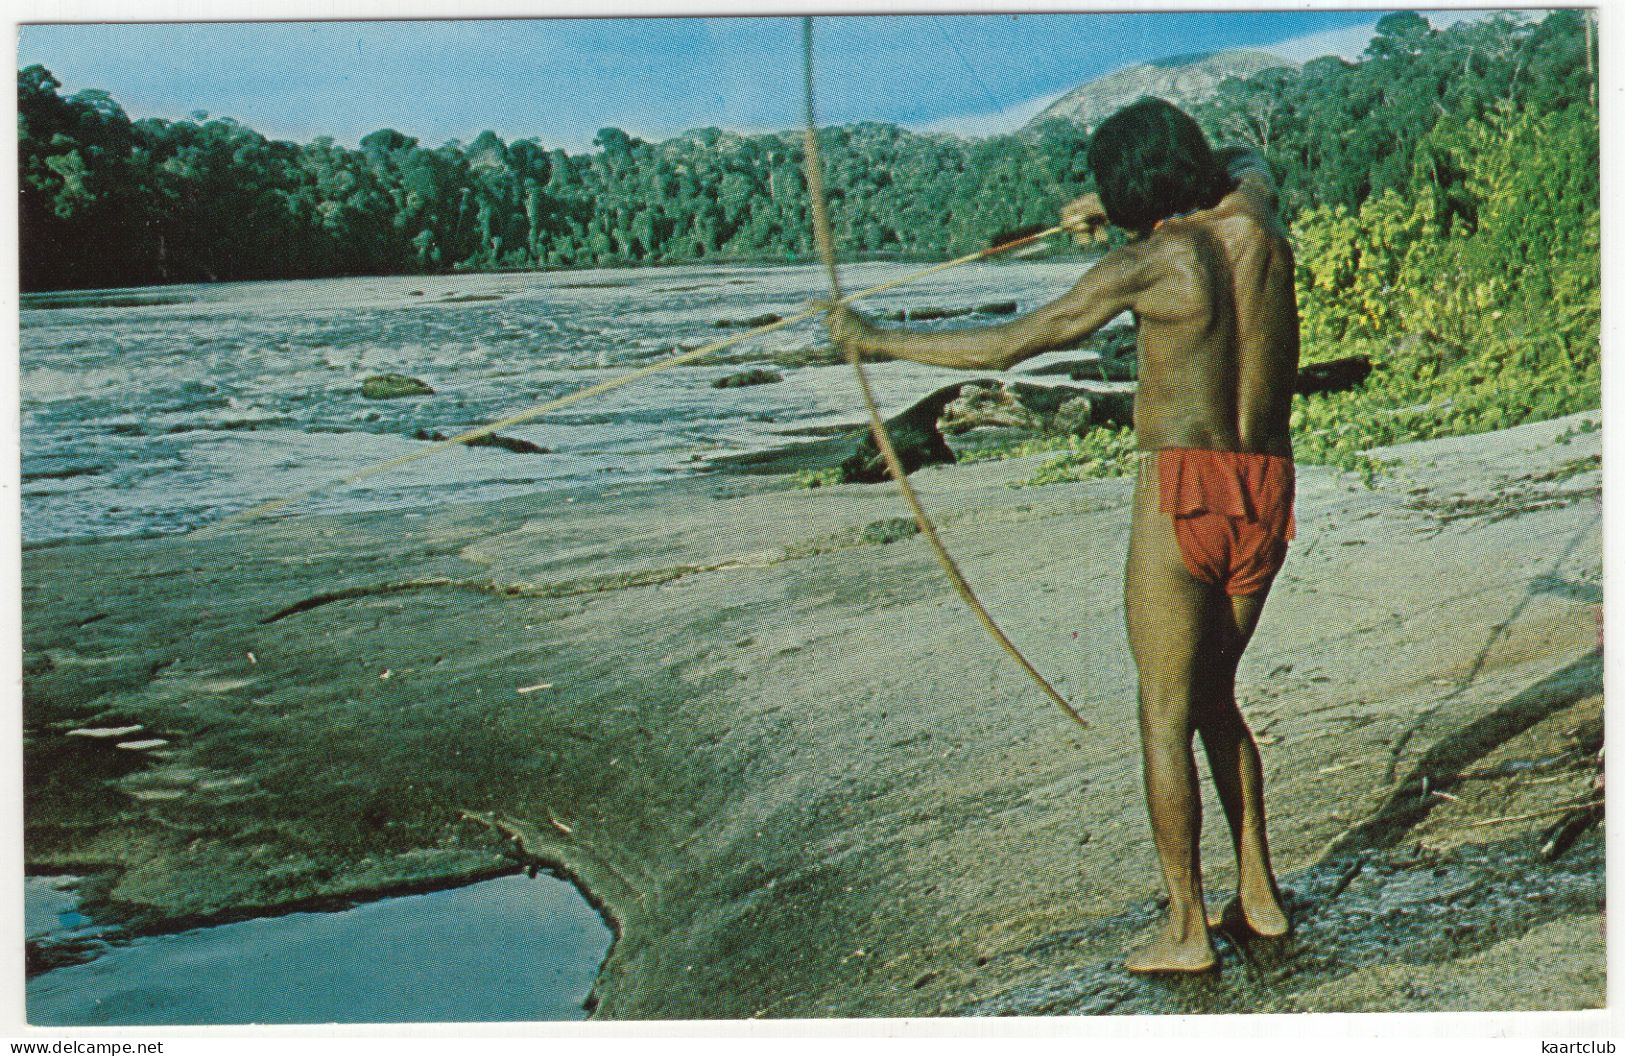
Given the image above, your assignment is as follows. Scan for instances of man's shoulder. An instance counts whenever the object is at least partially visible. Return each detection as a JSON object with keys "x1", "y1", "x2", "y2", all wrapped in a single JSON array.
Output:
[
  {"x1": 1087, "y1": 236, "x2": 1163, "y2": 286},
  {"x1": 1174, "y1": 203, "x2": 1288, "y2": 262},
  {"x1": 1212, "y1": 182, "x2": 1288, "y2": 238},
  {"x1": 1135, "y1": 222, "x2": 1220, "y2": 277}
]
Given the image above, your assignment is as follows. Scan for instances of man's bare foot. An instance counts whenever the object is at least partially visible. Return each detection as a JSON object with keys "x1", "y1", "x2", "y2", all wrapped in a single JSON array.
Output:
[
  {"x1": 1124, "y1": 924, "x2": 1218, "y2": 974},
  {"x1": 1205, "y1": 892, "x2": 1290, "y2": 938}
]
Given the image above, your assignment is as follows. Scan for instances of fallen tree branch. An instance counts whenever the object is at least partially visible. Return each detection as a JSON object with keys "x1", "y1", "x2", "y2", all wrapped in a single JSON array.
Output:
[{"x1": 1457, "y1": 799, "x2": 1604, "y2": 829}]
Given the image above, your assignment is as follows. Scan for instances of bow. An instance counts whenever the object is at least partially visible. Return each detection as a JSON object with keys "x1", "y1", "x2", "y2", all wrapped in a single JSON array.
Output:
[{"x1": 800, "y1": 17, "x2": 1088, "y2": 730}]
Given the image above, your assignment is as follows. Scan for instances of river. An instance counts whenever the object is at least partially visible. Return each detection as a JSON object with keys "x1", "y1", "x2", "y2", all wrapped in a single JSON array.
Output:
[{"x1": 20, "y1": 258, "x2": 1098, "y2": 543}]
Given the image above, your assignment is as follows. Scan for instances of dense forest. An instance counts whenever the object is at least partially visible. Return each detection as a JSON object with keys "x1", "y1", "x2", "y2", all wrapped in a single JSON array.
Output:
[
  {"x1": 18, "y1": 11, "x2": 1594, "y2": 293},
  {"x1": 17, "y1": 71, "x2": 1088, "y2": 290}
]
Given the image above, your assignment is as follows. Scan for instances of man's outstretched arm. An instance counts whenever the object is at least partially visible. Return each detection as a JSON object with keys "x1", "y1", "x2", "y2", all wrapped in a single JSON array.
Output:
[{"x1": 827, "y1": 246, "x2": 1147, "y2": 371}]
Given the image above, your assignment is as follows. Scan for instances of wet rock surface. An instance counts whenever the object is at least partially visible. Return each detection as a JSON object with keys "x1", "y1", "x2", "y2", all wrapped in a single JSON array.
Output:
[
  {"x1": 412, "y1": 428, "x2": 550, "y2": 455},
  {"x1": 20, "y1": 411, "x2": 1603, "y2": 1019},
  {"x1": 713, "y1": 313, "x2": 783, "y2": 329},
  {"x1": 881, "y1": 301, "x2": 1020, "y2": 322},
  {"x1": 965, "y1": 826, "x2": 1601, "y2": 1016}
]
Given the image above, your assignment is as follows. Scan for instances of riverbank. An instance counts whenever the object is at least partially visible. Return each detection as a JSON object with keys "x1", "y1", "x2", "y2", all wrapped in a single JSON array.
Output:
[{"x1": 20, "y1": 410, "x2": 1602, "y2": 1019}]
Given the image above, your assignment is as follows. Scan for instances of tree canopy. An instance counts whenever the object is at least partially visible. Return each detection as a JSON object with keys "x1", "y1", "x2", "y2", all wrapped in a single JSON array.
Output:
[{"x1": 18, "y1": 11, "x2": 1593, "y2": 292}]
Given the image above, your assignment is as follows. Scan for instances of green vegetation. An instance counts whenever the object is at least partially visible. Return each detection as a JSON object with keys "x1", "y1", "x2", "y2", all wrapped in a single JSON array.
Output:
[
  {"x1": 19, "y1": 70, "x2": 1088, "y2": 290},
  {"x1": 1284, "y1": 92, "x2": 1598, "y2": 475},
  {"x1": 18, "y1": 12, "x2": 1597, "y2": 480},
  {"x1": 1193, "y1": 12, "x2": 1595, "y2": 220},
  {"x1": 792, "y1": 467, "x2": 843, "y2": 490},
  {"x1": 958, "y1": 426, "x2": 1138, "y2": 486},
  {"x1": 20, "y1": 12, "x2": 1591, "y2": 293},
  {"x1": 858, "y1": 517, "x2": 921, "y2": 545},
  {"x1": 1192, "y1": 10, "x2": 1598, "y2": 477},
  {"x1": 1013, "y1": 428, "x2": 1142, "y2": 488}
]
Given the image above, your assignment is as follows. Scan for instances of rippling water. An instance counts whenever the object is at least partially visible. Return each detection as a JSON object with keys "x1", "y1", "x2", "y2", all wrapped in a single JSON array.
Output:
[{"x1": 20, "y1": 259, "x2": 1096, "y2": 542}]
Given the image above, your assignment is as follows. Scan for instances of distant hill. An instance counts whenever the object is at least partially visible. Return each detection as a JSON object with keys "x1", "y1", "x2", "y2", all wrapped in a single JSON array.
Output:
[{"x1": 1024, "y1": 49, "x2": 1295, "y2": 132}]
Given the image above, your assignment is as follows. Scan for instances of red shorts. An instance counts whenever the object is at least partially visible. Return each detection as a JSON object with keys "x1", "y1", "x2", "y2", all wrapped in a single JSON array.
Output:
[{"x1": 1155, "y1": 448, "x2": 1296, "y2": 597}]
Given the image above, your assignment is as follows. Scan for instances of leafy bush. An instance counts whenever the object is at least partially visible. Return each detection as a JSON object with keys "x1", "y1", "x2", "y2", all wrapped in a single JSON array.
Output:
[
  {"x1": 792, "y1": 467, "x2": 843, "y2": 490},
  {"x1": 955, "y1": 425, "x2": 1139, "y2": 486},
  {"x1": 1287, "y1": 97, "x2": 1598, "y2": 476}
]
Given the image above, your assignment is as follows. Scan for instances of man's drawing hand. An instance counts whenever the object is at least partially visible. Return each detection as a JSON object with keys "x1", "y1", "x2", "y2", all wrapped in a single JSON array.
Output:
[{"x1": 1061, "y1": 192, "x2": 1109, "y2": 245}]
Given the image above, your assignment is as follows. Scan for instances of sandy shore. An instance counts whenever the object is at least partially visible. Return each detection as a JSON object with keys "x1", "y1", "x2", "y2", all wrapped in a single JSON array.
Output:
[{"x1": 21, "y1": 410, "x2": 1602, "y2": 1017}]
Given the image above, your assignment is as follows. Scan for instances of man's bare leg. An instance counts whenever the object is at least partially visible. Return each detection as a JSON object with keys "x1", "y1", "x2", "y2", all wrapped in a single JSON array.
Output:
[
  {"x1": 1123, "y1": 467, "x2": 1218, "y2": 974},
  {"x1": 1194, "y1": 591, "x2": 1290, "y2": 937}
]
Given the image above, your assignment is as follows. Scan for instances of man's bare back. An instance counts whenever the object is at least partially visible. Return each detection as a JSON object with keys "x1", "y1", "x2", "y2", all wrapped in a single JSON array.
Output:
[
  {"x1": 1130, "y1": 162, "x2": 1300, "y2": 458},
  {"x1": 826, "y1": 100, "x2": 1300, "y2": 974}
]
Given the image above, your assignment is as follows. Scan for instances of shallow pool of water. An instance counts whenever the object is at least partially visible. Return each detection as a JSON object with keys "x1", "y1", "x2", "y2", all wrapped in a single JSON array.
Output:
[{"x1": 26, "y1": 872, "x2": 613, "y2": 1025}]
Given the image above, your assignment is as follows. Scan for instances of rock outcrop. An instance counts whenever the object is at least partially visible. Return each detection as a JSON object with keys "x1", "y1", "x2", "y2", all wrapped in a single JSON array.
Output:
[
  {"x1": 1025, "y1": 49, "x2": 1294, "y2": 132},
  {"x1": 362, "y1": 374, "x2": 434, "y2": 399}
]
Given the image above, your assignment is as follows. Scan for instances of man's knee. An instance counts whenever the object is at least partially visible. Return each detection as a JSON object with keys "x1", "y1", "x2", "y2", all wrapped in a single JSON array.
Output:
[
  {"x1": 1138, "y1": 680, "x2": 1196, "y2": 736},
  {"x1": 1192, "y1": 693, "x2": 1245, "y2": 735}
]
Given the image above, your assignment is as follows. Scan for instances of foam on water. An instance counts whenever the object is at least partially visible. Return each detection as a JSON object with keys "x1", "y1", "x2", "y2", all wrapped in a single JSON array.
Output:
[{"x1": 21, "y1": 260, "x2": 1098, "y2": 542}]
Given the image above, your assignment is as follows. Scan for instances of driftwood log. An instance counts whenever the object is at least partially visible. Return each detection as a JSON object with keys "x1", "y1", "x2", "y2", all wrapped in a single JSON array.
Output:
[
  {"x1": 840, "y1": 385, "x2": 965, "y2": 483},
  {"x1": 1294, "y1": 354, "x2": 1374, "y2": 396},
  {"x1": 1027, "y1": 349, "x2": 1373, "y2": 395},
  {"x1": 841, "y1": 380, "x2": 1136, "y2": 484},
  {"x1": 711, "y1": 345, "x2": 1374, "y2": 482}
]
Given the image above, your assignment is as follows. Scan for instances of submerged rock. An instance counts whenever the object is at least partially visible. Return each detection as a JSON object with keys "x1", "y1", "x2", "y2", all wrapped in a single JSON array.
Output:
[
  {"x1": 883, "y1": 301, "x2": 1018, "y2": 323},
  {"x1": 713, "y1": 313, "x2": 783, "y2": 329},
  {"x1": 412, "y1": 428, "x2": 549, "y2": 455},
  {"x1": 883, "y1": 305, "x2": 973, "y2": 322},
  {"x1": 712, "y1": 369, "x2": 784, "y2": 389},
  {"x1": 362, "y1": 374, "x2": 435, "y2": 400},
  {"x1": 700, "y1": 342, "x2": 887, "y2": 369},
  {"x1": 468, "y1": 433, "x2": 551, "y2": 455}
]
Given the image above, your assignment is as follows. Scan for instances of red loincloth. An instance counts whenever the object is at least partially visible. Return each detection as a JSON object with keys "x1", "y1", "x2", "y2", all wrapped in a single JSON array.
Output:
[{"x1": 1156, "y1": 448, "x2": 1296, "y2": 597}]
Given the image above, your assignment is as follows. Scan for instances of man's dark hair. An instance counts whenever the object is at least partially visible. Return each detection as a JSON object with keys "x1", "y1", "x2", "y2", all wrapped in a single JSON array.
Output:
[{"x1": 1088, "y1": 97, "x2": 1228, "y2": 236}]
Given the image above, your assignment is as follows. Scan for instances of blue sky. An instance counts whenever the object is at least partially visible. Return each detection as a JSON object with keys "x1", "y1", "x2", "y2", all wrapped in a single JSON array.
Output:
[{"x1": 18, "y1": 11, "x2": 1499, "y2": 152}]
